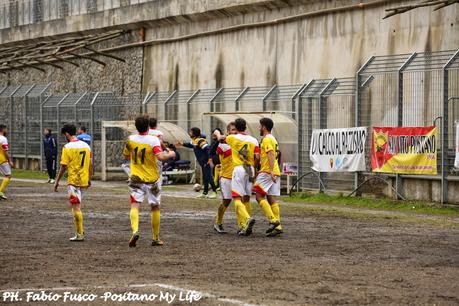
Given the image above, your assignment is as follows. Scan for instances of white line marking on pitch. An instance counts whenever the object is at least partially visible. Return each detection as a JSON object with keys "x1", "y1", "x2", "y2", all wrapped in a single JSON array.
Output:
[{"x1": 0, "y1": 283, "x2": 261, "y2": 306}]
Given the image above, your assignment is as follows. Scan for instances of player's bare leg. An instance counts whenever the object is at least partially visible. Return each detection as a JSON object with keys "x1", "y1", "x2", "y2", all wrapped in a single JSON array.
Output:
[{"x1": 129, "y1": 202, "x2": 140, "y2": 247}]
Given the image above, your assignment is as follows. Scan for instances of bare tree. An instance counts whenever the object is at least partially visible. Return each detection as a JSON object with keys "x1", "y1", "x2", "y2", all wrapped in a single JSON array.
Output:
[{"x1": 384, "y1": 0, "x2": 459, "y2": 19}]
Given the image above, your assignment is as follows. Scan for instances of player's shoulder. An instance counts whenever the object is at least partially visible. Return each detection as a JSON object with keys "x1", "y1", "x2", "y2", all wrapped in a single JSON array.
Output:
[
  {"x1": 263, "y1": 134, "x2": 277, "y2": 144},
  {"x1": 64, "y1": 140, "x2": 90, "y2": 150},
  {"x1": 0, "y1": 135, "x2": 7, "y2": 142},
  {"x1": 218, "y1": 143, "x2": 231, "y2": 151}
]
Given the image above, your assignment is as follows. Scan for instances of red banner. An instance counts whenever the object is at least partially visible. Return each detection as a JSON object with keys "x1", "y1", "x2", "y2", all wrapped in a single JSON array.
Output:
[{"x1": 371, "y1": 126, "x2": 437, "y2": 175}]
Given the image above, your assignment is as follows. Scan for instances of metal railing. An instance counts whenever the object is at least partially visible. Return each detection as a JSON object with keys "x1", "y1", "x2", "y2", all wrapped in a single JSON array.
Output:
[{"x1": 1, "y1": 48, "x2": 458, "y2": 203}]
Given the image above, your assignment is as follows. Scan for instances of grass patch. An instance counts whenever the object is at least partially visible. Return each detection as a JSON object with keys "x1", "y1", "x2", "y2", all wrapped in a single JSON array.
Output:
[
  {"x1": 285, "y1": 192, "x2": 459, "y2": 216},
  {"x1": 12, "y1": 169, "x2": 49, "y2": 180}
]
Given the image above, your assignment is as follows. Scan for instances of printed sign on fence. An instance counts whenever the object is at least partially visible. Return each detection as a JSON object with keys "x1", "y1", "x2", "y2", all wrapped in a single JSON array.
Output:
[
  {"x1": 309, "y1": 127, "x2": 367, "y2": 172},
  {"x1": 371, "y1": 126, "x2": 438, "y2": 175},
  {"x1": 455, "y1": 122, "x2": 459, "y2": 169}
]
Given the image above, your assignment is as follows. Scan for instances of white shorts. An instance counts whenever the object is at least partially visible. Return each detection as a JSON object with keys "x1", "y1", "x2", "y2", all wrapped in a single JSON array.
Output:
[
  {"x1": 121, "y1": 161, "x2": 131, "y2": 176},
  {"x1": 220, "y1": 177, "x2": 232, "y2": 200},
  {"x1": 0, "y1": 163, "x2": 11, "y2": 176},
  {"x1": 231, "y1": 165, "x2": 254, "y2": 197},
  {"x1": 129, "y1": 181, "x2": 161, "y2": 206},
  {"x1": 68, "y1": 185, "x2": 84, "y2": 204},
  {"x1": 253, "y1": 172, "x2": 281, "y2": 196}
]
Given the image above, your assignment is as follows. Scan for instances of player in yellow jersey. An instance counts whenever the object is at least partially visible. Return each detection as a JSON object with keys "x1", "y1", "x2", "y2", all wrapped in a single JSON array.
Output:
[
  {"x1": 0, "y1": 125, "x2": 13, "y2": 200},
  {"x1": 253, "y1": 118, "x2": 283, "y2": 237},
  {"x1": 123, "y1": 115, "x2": 176, "y2": 248},
  {"x1": 215, "y1": 118, "x2": 260, "y2": 236},
  {"x1": 212, "y1": 122, "x2": 237, "y2": 234},
  {"x1": 54, "y1": 123, "x2": 92, "y2": 241}
]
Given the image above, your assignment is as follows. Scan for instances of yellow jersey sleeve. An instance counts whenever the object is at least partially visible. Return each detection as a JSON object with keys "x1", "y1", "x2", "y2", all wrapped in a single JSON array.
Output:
[{"x1": 60, "y1": 147, "x2": 70, "y2": 165}]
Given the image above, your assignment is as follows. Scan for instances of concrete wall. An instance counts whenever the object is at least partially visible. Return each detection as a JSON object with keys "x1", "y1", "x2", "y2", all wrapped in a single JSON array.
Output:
[{"x1": 142, "y1": 0, "x2": 459, "y2": 91}]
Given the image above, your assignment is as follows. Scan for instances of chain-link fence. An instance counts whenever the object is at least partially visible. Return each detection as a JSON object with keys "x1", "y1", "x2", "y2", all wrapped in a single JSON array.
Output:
[{"x1": 2, "y1": 48, "x2": 459, "y2": 202}]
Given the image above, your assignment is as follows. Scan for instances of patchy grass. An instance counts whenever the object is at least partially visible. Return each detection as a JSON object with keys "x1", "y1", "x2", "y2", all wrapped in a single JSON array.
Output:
[
  {"x1": 285, "y1": 192, "x2": 459, "y2": 217},
  {"x1": 12, "y1": 169, "x2": 49, "y2": 180}
]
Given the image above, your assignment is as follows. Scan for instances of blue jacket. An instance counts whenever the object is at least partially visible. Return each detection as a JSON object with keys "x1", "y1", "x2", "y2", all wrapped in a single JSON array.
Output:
[
  {"x1": 77, "y1": 133, "x2": 91, "y2": 146},
  {"x1": 183, "y1": 135, "x2": 210, "y2": 167},
  {"x1": 43, "y1": 134, "x2": 57, "y2": 158}
]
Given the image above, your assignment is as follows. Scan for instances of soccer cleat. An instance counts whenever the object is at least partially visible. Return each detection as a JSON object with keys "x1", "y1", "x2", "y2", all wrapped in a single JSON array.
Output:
[
  {"x1": 208, "y1": 192, "x2": 217, "y2": 199},
  {"x1": 237, "y1": 229, "x2": 245, "y2": 236},
  {"x1": 239, "y1": 218, "x2": 256, "y2": 236},
  {"x1": 69, "y1": 233, "x2": 85, "y2": 241},
  {"x1": 196, "y1": 193, "x2": 208, "y2": 199},
  {"x1": 47, "y1": 179, "x2": 51, "y2": 183},
  {"x1": 0, "y1": 192, "x2": 7, "y2": 200},
  {"x1": 129, "y1": 233, "x2": 140, "y2": 248},
  {"x1": 49, "y1": 179, "x2": 55, "y2": 184},
  {"x1": 213, "y1": 223, "x2": 227, "y2": 234},
  {"x1": 266, "y1": 228, "x2": 283, "y2": 237},
  {"x1": 151, "y1": 239, "x2": 164, "y2": 246},
  {"x1": 266, "y1": 221, "x2": 281, "y2": 234}
]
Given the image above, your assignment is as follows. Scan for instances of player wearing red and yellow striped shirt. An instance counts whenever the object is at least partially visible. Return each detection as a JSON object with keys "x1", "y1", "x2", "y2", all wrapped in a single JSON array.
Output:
[
  {"x1": 54, "y1": 123, "x2": 93, "y2": 242},
  {"x1": 123, "y1": 116, "x2": 176, "y2": 248},
  {"x1": 0, "y1": 125, "x2": 12, "y2": 200},
  {"x1": 253, "y1": 118, "x2": 282, "y2": 237},
  {"x1": 215, "y1": 118, "x2": 260, "y2": 236}
]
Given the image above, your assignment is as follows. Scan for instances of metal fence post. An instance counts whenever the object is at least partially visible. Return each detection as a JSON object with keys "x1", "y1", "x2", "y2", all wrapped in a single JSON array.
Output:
[
  {"x1": 262, "y1": 85, "x2": 277, "y2": 112},
  {"x1": 354, "y1": 56, "x2": 374, "y2": 194},
  {"x1": 291, "y1": 83, "x2": 308, "y2": 121},
  {"x1": 23, "y1": 85, "x2": 35, "y2": 169},
  {"x1": 141, "y1": 92, "x2": 155, "y2": 114},
  {"x1": 235, "y1": 87, "x2": 249, "y2": 112},
  {"x1": 186, "y1": 89, "x2": 200, "y2": 131},
  {"x1": 89, "y1": 92, "x2": 100, "y2": 155},
  {"x1": 74, "y1": 91, "x2": 87, "y2": 123},
  {"x1": 442, "y1": 49, "x2": 459, "y2": 204},
  {"x1": 396, "y1": 52, "x2": 417, "y2": 199},
  {"x1": 163, "y1": 90, "x2": 177, "y2": 121},
  {"x1": 208, "y1": 88, "x2": 223, "y2": 130},
  {"x1": 9, "y1": 85, "x2": 22, "y2": 160}
]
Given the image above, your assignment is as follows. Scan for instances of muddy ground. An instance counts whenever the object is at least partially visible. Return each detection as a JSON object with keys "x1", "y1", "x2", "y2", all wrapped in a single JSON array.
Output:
[{"x1": 0, "y1": 181, "x2": 458, "y2": 306}]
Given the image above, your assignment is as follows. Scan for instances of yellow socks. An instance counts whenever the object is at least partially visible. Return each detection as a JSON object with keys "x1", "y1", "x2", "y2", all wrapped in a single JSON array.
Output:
[
  {"x1": 270, "y1": 202, "x2": 282, "y2": 230},
  {"x1": 244, "y1": 201, "x2": 252, "y2": 216},
  {"x1": 0, "y1": 177, "x2": 10, "y2": 192},
  {"x1": 72, "y1": 208, "x2": 84, "y2": 235},
  {"x1": 259, "y1": 199, "x2": 277, "y2": 223},
  {"x1": 235, "y1": 200, "x2": 250, "y2": 229},
  {"x1": 215, "y1": 202, "x2": 228, "y2": 225},
  {"x1": 130, "y1": 207, "x2": 139, "y2": 234},
  {"x1": 151, "y1": 210, "x2": 161, "y2": 241}
]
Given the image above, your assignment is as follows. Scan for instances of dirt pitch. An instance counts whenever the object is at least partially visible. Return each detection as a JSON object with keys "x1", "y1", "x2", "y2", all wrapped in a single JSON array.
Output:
[{"x1": 1, "y1": 181, "x2": 459, "y2": 306}]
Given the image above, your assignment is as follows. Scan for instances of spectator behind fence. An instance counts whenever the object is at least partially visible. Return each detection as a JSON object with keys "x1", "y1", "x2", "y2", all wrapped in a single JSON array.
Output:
[
  {"x1": 43, "y1": 128, "x2": 57, "y2": 184},
  {"x1": 77, "y1": 126, "x2": 91, "y2": 146}
]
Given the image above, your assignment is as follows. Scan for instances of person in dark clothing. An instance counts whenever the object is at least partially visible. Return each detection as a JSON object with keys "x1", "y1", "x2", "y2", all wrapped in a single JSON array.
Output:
[
  {"x1": 208, "y1": 128, "x2": 222, "y2": 189},
  {"x1": 163, "y1": 144, "x2": 181, "y2": 171},
  {"x1": 43, "y1": 128, "x2": 58, "y2": 183},
  {"x1": 178, "y1": 127, "x2": 217, "y2": 199}
]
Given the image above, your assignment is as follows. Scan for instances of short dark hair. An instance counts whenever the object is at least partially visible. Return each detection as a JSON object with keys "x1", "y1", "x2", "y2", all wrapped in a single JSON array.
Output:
[
  {"x1": 44, "y1": 128, "x2": 52, "y2": 133},
  {"x1": 61, "y1": 123, "x2": 76, "y2": 136},
  {"x1": 234, "y1": 118, "x2": 247, "y2": 132},
  {"x1": 190, "y1": 127, "x2": 201, "y2": 138},
  {"x1": 149, "y1": 117, "x2": 157, "y2": 129},
  {"x1": 212, "y1": 128, "x2": 222, "y2": 134},
  {"x1": 79, "y1": 126, "x2": 87, "y2": 132},
  {"x1": 135, "y1": 115, "x2": 150, "y2": 133},
  {"x1": 260, "y1": 117, "x2": 274, "y2": 132},
  {"x1": 0, "y1": 124, "x2": 7, "y2": 132}
]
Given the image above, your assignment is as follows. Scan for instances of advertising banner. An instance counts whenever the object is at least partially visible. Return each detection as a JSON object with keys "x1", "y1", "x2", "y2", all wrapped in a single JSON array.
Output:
[
  {"x1": 309, "y1": 127, "x2": 367, "y2": 172},
  {"x1": 371, "y1": 126, "x2": 437, "y2": 175}
]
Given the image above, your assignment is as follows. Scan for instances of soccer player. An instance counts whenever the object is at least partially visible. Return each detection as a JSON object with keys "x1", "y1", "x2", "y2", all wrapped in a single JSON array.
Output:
[
  {"x1": 54, "y1": 123, "x2": 92, "y2": 241},
  {"x1": 179, "y1": 127, "x2": 217, "y2": 199},
  {"x1": 253, "y1": 118, "x2": 282, "y2": 237},
  {"x1": 123, "y1": 115, "x2": 176, "y2": 247},
  {"x1": 0, "y1": 124, "x2": 13, "y2": 200},
  {"x1": 211, "y1": 123, "x2": 237, "y2": 234},
  {"x1": 214, "y1": 118, "x2": 260, "y2": 236}
]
